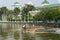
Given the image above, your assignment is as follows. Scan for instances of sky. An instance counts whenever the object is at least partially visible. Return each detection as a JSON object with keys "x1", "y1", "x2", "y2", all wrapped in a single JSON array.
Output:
[{"x1": 0, "y1": 0, "x2": 59, "y2": 9}]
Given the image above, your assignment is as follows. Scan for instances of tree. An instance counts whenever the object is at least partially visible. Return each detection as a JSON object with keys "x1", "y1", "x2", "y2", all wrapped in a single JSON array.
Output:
[
  {"x1": 1, "y1": 7, "x2": 8, "y2": 14},
  {"x1": 33, "y1": 7, "x2": 60, "y2": 22},
  {"x1": 1, "y1": 7, "x2": 8, "y2": 21},
  {"x1": 33, "y1": 11, "x2": 42, "y2": 21},
  {"x1": 45, "y1": 8, "x2": 60, "y2": 21},
  {"x1": 33, "y1": 8, "x2": 49, "y2": 22},
  {"x1": 21, "y1": 4, "x2": 35, "y2": 21},
  {"x1": 14, "y1": 7, "x2": 20, "y2": 15},
  {"x1": 13, "y1": 7, "x2": 20, "y2": 21},
  {"x1": 7, "y1": 10, "x2": 14, "y2": 21}
]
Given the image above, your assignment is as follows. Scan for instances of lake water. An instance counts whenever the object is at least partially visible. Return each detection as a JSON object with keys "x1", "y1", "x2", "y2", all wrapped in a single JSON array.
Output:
[{"x1": 0, "y1": 23, "x2": 60, "y2": 40}]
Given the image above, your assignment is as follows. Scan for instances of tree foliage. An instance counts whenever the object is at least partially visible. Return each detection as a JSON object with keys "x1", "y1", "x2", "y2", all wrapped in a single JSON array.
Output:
[
  {"x1": 34, "y1": 7, "x2": 60, "y2": 22},
  {"x1": 1, "y1": 7, "x2": 8, "y2": 14},
  {"x1": 21, "y1": 4, "x2": 35, "y2": 21},
  {"x1": 14, "y1": 7, "x2": 20, "y2": 15}
]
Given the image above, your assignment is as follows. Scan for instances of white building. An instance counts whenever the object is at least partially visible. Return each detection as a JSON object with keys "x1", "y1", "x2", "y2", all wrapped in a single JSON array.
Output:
[{"x1": 12, "y1": 2, "x2": 21, "y2": 9}]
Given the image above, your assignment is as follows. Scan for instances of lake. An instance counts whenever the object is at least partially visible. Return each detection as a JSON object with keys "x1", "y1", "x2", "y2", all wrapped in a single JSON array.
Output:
[{"x1": 0, "y1": 23, "x2": 60, "y2": 40}]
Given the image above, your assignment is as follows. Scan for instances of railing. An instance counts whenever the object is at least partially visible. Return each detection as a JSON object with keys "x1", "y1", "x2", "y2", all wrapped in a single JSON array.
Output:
[{"x1": 0, "y1": 21, "x2": 59, "y2": 28}]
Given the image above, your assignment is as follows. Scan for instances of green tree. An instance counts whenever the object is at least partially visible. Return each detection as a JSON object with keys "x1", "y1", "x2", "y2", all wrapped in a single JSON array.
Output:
[
  {"x1": 13, "y1": 7, "x2": 20, "y2": 21},
  {"x1": 14, "y1": 7, "x2": 20, "y2": 15},
  {"x1": 7, "y1": 10, "x2": 14, "y2": 21},
  {"x1": 1, "y1": 7, "x2": 8, "y2": 14},
  {"x1": 33, "y1": 7, "x2": 60, "y2": 22},
  {"x1": 45, "y1": 8, "x2": 60, "y2": 21},
  {"x1": 33, "y1": 8, "x2": 49, "y2": 22},
  {"x1": 1, "y1": 7, "x2": 8, "y2": 21},
  {"x1": 21, "y1": 4, "x2": 35, "y2": 21},
  {"x1": 33, "y1": 11, "x2": 42, "y2": 21}
]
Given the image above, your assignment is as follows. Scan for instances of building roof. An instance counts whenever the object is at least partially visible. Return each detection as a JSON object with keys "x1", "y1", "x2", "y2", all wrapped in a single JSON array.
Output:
[
  {"x1": 14, "y1": 2, "x2": 20, "y2": 6},
  {"x1": 42, "y1": 0, "x2": 49, "y2": 4},
  {"x1": 40, "y1": 3, "x2": 60, "y2": 8},
  {"x1": 25, "y1": 2, "x2": 33, "y2": 6}
]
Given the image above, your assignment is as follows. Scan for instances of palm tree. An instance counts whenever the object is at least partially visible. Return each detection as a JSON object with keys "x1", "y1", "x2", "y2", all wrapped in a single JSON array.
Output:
[
  {"x1": 1, "y1": 7, "x2": 8, "y2": 14},
  {"x1": 14, "y1": 7, "x2": 20, "y2": 21},
  {"x1": 1, "y1": 7, "x2": 8, "y2": 21},
  {"x1": 7, "y1": 10, "x2": 14, "y2": 21},
  {"x1": 21, "y1": 4, "x2": 35, "y2": 21},
  {"x1": 14, "y1": 7, "x2": 20, "y2": 15}
]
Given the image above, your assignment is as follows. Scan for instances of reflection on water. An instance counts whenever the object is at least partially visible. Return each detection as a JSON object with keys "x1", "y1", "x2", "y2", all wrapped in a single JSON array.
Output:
[
  {"x1": 14, "y1": 31, "x2": 20, "y2": 40},
  {"x1": 0, "y1": 23, "x2": 60, "y2": 40},
  {"x1": 36, "y1": 33, "x2": 60, "y2": 40},
  {"x1": 22, "y1": 33, "x2": 35, "y2": 40}
]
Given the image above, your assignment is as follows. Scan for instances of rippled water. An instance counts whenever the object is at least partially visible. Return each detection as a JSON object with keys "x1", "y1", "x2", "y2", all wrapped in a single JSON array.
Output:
[{"x1": 0, "y1": 23, "x2": 60, "y2": 40}]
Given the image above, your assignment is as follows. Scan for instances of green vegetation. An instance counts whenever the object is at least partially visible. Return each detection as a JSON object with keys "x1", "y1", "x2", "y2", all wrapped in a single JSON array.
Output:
[
  {"x1": 21, "y1": 4, "x2": 35, "y2": 21},
  {"x1": 0, "y1": 5, "x2": 60, "y2": 22},
  {"x1": 33, "y1": 7, "x2": 60, "y2": 22}
]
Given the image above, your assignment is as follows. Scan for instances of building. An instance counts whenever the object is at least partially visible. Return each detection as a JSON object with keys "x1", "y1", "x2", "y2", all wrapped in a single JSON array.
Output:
[
  {"x1": 12, "y1": 1, "x2": 21, "y2": 9},
  {"x1": 40, "y1": 0, "x2": 60, "y2": 8},
  {"x1": 41, "y1": 0, "x2": 49, "y2": 6}
]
